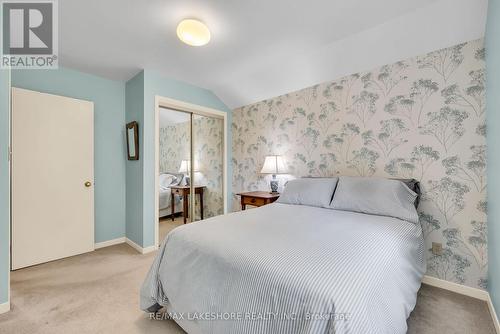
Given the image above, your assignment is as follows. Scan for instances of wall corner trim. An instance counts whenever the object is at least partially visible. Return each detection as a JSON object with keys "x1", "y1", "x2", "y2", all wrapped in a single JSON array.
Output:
[
  {"x1": 0, "y1": 301, "x2": 10, "y2": 314},
  {"x1": 94, "y1": 237, "x2": 126, "y2": 249},
  {"x1": 422, "y1": 275, "x2": 500, "y2": 334},
  {"x1": 125, "y1": 238, "x2": 156, "y2": 254},
  {"x1": 487, "y1": 294, "x2": 500, "y2": 334},
  {"x1": 423, "y1": 275, "x2": 499, "y2": 333},
  {"x1": 422, "y1": 275, "x2": 489, "y2": 300}
]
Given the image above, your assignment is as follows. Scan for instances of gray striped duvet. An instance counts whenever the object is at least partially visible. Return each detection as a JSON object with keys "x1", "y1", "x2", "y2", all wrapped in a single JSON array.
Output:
[{"x1": 141, "y1": 203, "x2": 425, "y2": 334}]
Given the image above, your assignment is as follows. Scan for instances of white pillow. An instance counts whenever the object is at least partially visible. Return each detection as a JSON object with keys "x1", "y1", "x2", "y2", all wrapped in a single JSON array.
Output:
[
  {"x1": 276, "y1": 178, "x2": 338, "y2": 208},
  {"x1": 330, "y1": 176, "x2": 419, "y2": 223},
  {"x1": 159, "y1": 174, "x2": 176, "y2": 189}
]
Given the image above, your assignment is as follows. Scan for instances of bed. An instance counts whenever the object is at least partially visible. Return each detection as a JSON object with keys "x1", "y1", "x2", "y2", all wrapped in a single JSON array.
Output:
[
  {"x1": 159, "y1": 173, "x2": 184, "y2": 218},
  {"x1": 142, "y1": 177, "x2": 425, "y2": 334}
]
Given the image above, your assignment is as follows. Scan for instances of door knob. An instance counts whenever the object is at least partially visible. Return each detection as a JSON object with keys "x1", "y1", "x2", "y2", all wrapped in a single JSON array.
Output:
[{"x1": 84, "y1": 181, "x2": 92, "y2": 187}]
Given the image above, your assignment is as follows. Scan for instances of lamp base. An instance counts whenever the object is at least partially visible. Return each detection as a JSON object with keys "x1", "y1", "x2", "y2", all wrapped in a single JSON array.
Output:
[{"x1": 270, "y1": 179, "x2": 279, "y2": 193}]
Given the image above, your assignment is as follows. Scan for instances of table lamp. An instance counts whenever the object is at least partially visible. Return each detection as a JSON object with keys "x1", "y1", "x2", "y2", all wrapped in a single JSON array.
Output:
[
  {"x1": 178, "y1": 160, "x2": 191, "y2": 185},
  {"x1": 260, "y1": 155, "x2": 286, "y2": 193}
]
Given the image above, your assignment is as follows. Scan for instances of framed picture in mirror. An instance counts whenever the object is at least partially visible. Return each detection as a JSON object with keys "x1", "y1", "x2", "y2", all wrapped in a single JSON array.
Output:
[{"x1": 126, "y1": 121, "x2": 139, "y2": 160}]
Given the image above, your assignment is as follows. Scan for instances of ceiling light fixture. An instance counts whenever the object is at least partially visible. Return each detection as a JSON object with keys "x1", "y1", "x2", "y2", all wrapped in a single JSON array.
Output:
[{"x1": 176, "y1": 19, "x2": 211, "y2": 46}]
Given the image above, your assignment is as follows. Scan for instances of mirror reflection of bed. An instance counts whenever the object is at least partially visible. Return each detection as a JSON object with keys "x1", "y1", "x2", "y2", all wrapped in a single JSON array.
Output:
[{"x1": 158, "y1": 107, "x2": 224, "y2": 241}]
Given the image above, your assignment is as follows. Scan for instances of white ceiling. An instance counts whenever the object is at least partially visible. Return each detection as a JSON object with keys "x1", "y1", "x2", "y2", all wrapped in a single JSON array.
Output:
[{"x1": 60, "y1": 0, "x2": 488, "y2": 109}]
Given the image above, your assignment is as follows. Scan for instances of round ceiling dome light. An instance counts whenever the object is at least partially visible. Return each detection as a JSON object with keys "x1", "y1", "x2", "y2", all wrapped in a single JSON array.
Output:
[{"x1": 176, "y1": 19, "x2": 211, "y2": 46}]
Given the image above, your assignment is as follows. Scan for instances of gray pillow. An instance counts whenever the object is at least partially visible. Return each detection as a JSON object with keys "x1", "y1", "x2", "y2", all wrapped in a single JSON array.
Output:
[
  {"x1": 330, "y1": 176, "x2": 419, "y2": 224},
  {"x1": 276, "y1": 178, "x2": 338, "y2": 208},
  {"x1": 160, "y1": 172, "x2": 184, "y2": 186},
  {"x1": 391, "y1": 178, "x2": 421, "y2": 208}
]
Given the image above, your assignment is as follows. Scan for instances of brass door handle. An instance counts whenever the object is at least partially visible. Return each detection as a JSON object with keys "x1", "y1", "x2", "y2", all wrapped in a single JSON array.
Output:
[{"x1": 84, "y1": 181, "x2": 92, "y2": 187}]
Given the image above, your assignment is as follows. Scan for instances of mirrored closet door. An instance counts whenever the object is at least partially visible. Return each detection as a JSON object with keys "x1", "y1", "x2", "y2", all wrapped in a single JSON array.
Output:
[
  {"x1": 158, "y1": 107, "x2": 224, "y2": 240},
  {"x1": 158, "y1": 108, "x2": 191, "y2": 230},
  {"x1": 192, "y1": 115, "x2": 224, "y2": 220}
]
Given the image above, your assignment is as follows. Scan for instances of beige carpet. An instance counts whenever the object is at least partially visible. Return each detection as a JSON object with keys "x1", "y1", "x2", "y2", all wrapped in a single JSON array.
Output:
[
  {"x1": 159, "y1": 216, "x2": 185, "y2": 241},
  {"x1": 0, "y1": 237, "x2": 495, "y2": 334}
]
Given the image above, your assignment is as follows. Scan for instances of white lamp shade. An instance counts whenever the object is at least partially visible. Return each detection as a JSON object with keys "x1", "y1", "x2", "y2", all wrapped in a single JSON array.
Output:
[
  {"x1": 178, "y1": 160, "x2": 191, "y2": 173},
  {"x1": 178, "y1": 160, "x2": 200, "y2": 173},
  {"x1": 260, "y1": 156, "x2": 286, "y2": 174}
]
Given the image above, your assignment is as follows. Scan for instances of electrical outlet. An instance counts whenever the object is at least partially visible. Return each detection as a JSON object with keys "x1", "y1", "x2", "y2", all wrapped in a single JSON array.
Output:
[{"x1": 432, "y1": 242, "x2": 443, "y2": 255}]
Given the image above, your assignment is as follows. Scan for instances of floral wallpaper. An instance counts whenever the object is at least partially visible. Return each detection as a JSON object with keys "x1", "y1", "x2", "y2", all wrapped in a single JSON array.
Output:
[
  {"x1": 232, "y1": 39, "x2": 487, "y2": 289},
  {"x1": 160, "y1": 116, "x2": 224, "y2": 219},
  {"x1": 160, "y1": 122, "x2": 190, "y2": 174}
]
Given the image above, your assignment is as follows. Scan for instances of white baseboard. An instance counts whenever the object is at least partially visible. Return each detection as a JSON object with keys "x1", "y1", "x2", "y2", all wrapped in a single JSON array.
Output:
[
  {"x1": 94, "y1": 237, "x2": 126, "y2": 249},
  {"x1": 125, "y1": 238, "x2": 156, "y2": 254},
  {"x1": 422, "y1": 276, "x2": 500, "y2": 333},
  {"x1": 487, "y1": 294, "x2": 500, "y2": 334},
  {"x1": 141, "y1": 245, "x2": 157, "y2": 254},
  {"x1": 422, "y1": 275, "x2": 489, "y2": 300},
  {"x1": 94, "y1": 237, "x2": 156, "y2": 254},
  {"x1": 0, "y1": 301, "x2": 10, "y2": 314}
]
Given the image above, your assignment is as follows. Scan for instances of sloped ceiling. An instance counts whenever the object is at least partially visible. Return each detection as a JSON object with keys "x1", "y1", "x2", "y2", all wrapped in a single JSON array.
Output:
[{"x1": 60, "y1": 0, "x2": 487, "y2": 109}]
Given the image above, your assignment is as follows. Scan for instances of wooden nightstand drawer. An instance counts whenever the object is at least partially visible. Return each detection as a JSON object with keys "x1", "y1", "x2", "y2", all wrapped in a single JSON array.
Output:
[
  {"x1": 236, "y1": 191, "x2": 280, "y2": 210},
  {"x1": 242, "y1": 196, "x2": 266, "y2": 207}
]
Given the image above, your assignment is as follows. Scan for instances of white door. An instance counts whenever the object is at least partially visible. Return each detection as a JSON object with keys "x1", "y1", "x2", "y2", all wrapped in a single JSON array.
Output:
[{"x1": 11, "y1": 88, "x2": 94, "y2": 270}]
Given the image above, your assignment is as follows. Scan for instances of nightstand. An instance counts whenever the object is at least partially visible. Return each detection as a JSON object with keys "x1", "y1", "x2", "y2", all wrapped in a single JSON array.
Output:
[
  {"x1": 171, "y1": 186, "x2": 206, "y2": 224},
  {"x1": 236, "y1": 191, "x2": 280, "y2": 210}
]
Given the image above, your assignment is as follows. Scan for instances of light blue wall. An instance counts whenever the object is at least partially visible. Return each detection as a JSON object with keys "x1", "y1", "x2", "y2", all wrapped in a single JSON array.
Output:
[
  {"x1": 487, "y1": 0, "x2": 500, "y2": 319},
  {"x1": 125, "y1": 71, "x2": 145, "y2": 246},
  {"x1": 2, "y1": 65, "x2": 231, "y2": 302},
  {"x1": 126, "y1": 70, "x2": 231, "y2": 247},
  {"x1": 12, "y1": 68, "x2": 127, "y2": 243},
  {"x1": 0, "y1": 69, "x2": 10, "y2": 305}
]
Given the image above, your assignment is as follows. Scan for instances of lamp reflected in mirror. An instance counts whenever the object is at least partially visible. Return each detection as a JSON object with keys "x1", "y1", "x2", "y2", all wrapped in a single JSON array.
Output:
[{"x1": 178, "y1": 159, "x2": 200, "y2": 186}]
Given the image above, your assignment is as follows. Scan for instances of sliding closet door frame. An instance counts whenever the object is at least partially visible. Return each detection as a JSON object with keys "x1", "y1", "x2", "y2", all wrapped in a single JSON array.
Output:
[
  {"x1": 154, "y1": 95, "x2": 228, "y2": 248},
  {"x1": 189, "y1": 112, "x2": 194, "y2": 224}
]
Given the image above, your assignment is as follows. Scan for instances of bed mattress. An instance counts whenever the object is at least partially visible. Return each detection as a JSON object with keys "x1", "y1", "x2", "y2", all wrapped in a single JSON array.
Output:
[{"x1": 141, "y1": 203, "x2": 425, "y2": 333}]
